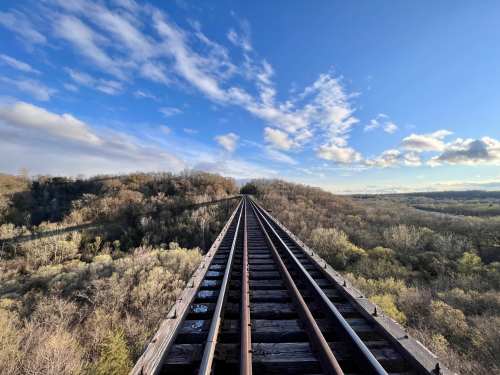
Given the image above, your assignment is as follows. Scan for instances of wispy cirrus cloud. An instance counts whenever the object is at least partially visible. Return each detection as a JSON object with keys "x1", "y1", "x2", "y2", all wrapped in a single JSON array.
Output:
[
  {"x1": 0, "y1": 76, "x2": 55, "y2": 101},
  {"x1": 215, "y1": 132, "x2": 239, "y2": 152},
  {"x1": 65, "y1": 68, "x2": 123, "y2": 95},
  {"x1": 0, "y1": 54, "x2": 40, "y2": 74},
  {"x1": 134, "y1": 90, "x2": 158, "y2": 101},
  {"x1": 264, "y1": 148, "x2": 298, "y2": 165},
  {"x1": 3, "y1": 0, "x2": 364, "y2": 167},
  {"x1": 54, "y1": 15, "x2": 125, "y2": 79},
  {"x1": 0, "y1": 10, "x2": 46, "y2": 44},
  {"x1": 5, "y1": 0, "x2": 496, "y2": 177},
  {"x1": 159, "y1": 106, "x2": 182, "y2": 117},
  {"x1": 264, "y1": 127, "x2": 295, "y2": 150}
]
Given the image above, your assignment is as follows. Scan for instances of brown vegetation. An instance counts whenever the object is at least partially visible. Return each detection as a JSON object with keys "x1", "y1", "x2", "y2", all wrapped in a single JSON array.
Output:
[
  {"x1": 252, "y1": 179, "x2": 500, "y2": 374},
  {"x1": 0, "y1": 172, "x2": 238, "y2": 374}
]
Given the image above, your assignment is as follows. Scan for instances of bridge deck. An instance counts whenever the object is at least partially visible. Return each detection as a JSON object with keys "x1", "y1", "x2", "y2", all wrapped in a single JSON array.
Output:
[{"x1": 131, "y1": 196, "x2": 451, "y2": 375}]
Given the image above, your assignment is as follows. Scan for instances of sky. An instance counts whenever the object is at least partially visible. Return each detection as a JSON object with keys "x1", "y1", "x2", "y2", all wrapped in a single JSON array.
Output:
[{"x1": 1, "y1": 0, "x2": 500, "y2": 193}]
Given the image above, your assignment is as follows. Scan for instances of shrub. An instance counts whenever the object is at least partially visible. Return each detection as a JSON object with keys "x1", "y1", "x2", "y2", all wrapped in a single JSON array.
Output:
[
  {"x1": 370, "y1": 294, "x2": 407, "y2": 324},
  {"x1": 22, "y1": 325, "x2": 84, "y2": 375},
  {"x1": 457, "y1": 252, "x2": 483, "y2": 274},
  {"x1": 94, "y1": 329, "x2": 133, "y2": 375},
  {"x1": 310, "y1": 227, "x2": 366, "y2": 269},
  {"x1": 0, "y1": 308, "x2": 20, "y2": 374},
  {"x1": 429, "y1": 300, "x2": 468, "y2": 342},
  {"x1": 383, "y1": 224, "x2": 423, "y2": 254}
]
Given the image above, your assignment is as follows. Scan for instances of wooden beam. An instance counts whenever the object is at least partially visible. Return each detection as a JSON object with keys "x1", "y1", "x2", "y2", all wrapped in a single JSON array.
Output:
[{"x1": 130, "y1": 199, "x2": 242, "y2": 375}]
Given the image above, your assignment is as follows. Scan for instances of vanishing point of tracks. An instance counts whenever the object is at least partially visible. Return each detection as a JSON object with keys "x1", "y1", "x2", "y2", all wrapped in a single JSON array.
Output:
[{"x1": 134, "y1": 196, "x2": 447, "y2": 375}]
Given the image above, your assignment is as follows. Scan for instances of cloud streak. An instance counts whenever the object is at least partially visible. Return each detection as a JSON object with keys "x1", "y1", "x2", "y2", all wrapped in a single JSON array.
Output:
[
  {"x1": 215, "y1": 132, "x2": 239, "y2": 152},
  {"x1": 0, "y1": 54, "x2": 40, "y2": 74}
]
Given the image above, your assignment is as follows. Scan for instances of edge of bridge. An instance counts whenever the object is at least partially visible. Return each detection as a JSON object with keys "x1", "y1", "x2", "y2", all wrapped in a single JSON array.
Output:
[
  {"x1": 255, "y1": 198, "x2": 454, "y2": 375},
  {"x1": 131, "y1": 195, "x2": 454, "y2": 375},
  {"x1": 130, "y1": 197, "x2": 243, "y2": 375}
]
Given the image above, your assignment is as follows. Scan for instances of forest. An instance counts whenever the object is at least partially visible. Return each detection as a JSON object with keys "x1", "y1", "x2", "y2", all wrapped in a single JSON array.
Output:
[
  {"x1": 250, "y1": 180, "x2": 500, "y2": 375},
  {"x1": 0, "y1": 172, "x2": 238, "y2": 374},
  {"x1": 1, "y1": 173, "x2": 499, "y2": 374}
]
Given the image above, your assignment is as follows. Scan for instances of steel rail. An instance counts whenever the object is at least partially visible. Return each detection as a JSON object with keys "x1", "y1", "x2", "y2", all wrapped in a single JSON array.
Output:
[
  {"x1": 198, "y1": 202, "x2": 244, "y2": 375},
  {"x1": 240, "y1": 198, "x2": 253, "y2": 375},
  {"x1": 250, "y1": 199, "x2": 389, "y2": 375},
  {"x1": 249, "y1": 201, "x2": 345, "y2": 375}
]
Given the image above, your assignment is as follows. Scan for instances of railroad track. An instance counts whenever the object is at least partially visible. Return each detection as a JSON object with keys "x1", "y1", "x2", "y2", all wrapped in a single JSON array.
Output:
[{"x1": 133, "y1": 196, "x2": 449, "y2": 375}]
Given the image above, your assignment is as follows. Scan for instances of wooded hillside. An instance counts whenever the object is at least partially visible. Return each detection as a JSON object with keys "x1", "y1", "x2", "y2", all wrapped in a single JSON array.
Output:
[
  {"x1": 0, "y1": 172, "x2": 238, "y2": 374},
  {"x1": 251, "y1": 179, "x2": 500, "y2": 375}
]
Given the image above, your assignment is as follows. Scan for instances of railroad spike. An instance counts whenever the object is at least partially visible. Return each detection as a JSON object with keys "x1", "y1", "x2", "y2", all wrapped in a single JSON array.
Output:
[
  {"x1": 373, "y1": 307, "x2": 378, "y2": 317},
  {"x1": 433, "y1": 363, "x2": 441, "y2": 374},
  {"x1": 343, "y1": 280, "x2": 347, "y2": 287}
]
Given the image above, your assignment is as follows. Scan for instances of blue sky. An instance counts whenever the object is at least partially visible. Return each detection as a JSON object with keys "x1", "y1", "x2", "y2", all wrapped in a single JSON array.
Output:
[{"x1": 1, "y1": 0, "x2": 500, "y2": 193}]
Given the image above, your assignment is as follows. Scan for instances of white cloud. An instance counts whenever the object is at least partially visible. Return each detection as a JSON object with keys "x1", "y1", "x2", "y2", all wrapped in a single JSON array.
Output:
[
  {"x1": 183, "y1": 128, "x2": 198, "y2": 134},
  {"x1": 364, "y1": 114, "x2": 398, "y2": 134},
  {"x1": 140, "y1": 62, "x2": 170, "y2": 84},
  {"x1": 63, "y1": 83, "x2": 79, "y2": 92},
  {"x1": 429, "y1": 137, "x2": 500, "y2": 166},
  {"x1": 66, "y1": 69, "x2": 123, "y2": 95},
  {"x1": 401, "y1": 130, "x2": 452, "y2": 152},
  {"x1": 12, "y1": 1, "x2": 364, "y2": 164},
  {"x1": 112, "y1": 0, "x2": 139, "y2": 12},
  {"x1": 91, "y1": 5, "x2": 154, "y2": 60},
  {"x1": 0, "y1": 101, "x2": 101, "y2": 144},
  {"x1": 193, "y1": 158, "x2": 276, "y2": 179},
  {"x1": 134, "y1": 90, "x2": 158, "y2": 100},
  {"x1": 317, "y1": 143, "x2": 362, "y2": 164},
  {"x1": 0, "y1": 101, "x2": 185, "y2": 176},
  {"x1": 159, "y1": 125, "x2": 171, "y2": 135},
  {"x1": 264, "y1": 127, "x2": 295, "y2": 150},
  {"x1": 0, "y1": 76, "x2": 55, "y2": 101},
  {"x1": 384, "y1": 121, "x2": 398, "y2": 134},
  {"x1": 365, "y1": 149, "x2": 401, "y2": 168},
  {"x1": 364, "y1": 118, "x2": 380, "y2": 132},
  {"x1": 95, "y1": 80, "x2": 123, "y2": 95},
  {"x1": 159, "y1": 107, "x2": 182, "y2": 117},
  {"x1": 152, "y1": 9, "x2": 229, "y2": 102},
  {"x1": 0, "y1": 54, "x2": 40, "y2": 74},
  {"x1": 227, "y1": 28, "x2": 252, "y2": 52},
  {"x1": 66, "y1": 69, "x2": 95, "y2": 86},
  {"x1": 0, "y1": 10, "x2": 46, "y2": 44},
  {"x1": 403, "y1": 152, "x2": 422, "y2": 166},
  {"x1": 215, "y1": 132, "x2": 239, "y2": 152},
  {"x1": 54, "y1": 15, "x2": 123, "y2": 78},
  {"x1": 5, "y1": 1, "x2": 444, "y2": 171},
  {"x1": 265, "y1": 148, "x2": 298, "y2": 165}
]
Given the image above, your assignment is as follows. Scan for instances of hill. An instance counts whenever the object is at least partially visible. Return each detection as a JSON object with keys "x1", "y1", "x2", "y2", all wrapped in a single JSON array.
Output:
[
  {"x1": 0, "y1": 172, "x2": 238, "y2": 374},
  {"x1": 251, "y1": 179, "x2": 499, "y2": 374},
  {"x1": 0, "y1": 174, "x2": 498, "y2": 374}
]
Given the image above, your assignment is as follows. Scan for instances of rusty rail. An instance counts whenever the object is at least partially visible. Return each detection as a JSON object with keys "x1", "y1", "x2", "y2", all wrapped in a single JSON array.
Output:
[
  {"x1": 250, "y1": 201, "x2": 345, "y2": 375},
  {"x1": 240, "y1": 199, "x2": 252, "y2": 375},
  {"x1": 198, "y1": 202, "x2": 244, "y2": 374},
  {"x1": 250, "y1": 198, "x2": 388, "y2": 375},
  {"x1": 130, "y1": 198, "x2": 243, "y2": 375}
]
